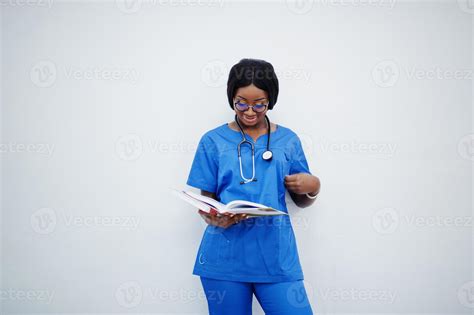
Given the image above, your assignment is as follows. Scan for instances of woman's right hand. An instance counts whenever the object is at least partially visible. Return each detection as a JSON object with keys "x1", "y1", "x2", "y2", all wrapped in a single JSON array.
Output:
[{"x1": 198, "y1": 209, "x2": 248, "y2": 228}]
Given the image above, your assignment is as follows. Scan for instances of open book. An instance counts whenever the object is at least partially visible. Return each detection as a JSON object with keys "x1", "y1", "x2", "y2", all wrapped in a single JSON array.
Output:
[{"x1": 172, "y1": 189, "x2": 288, "y2": 217}]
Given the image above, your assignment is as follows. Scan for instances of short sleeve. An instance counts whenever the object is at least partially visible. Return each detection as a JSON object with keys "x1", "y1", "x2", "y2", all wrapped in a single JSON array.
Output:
[
  {"x1": 186, "y1": 134, "x2": 218, "y2": 193},
  {"x1": 289, "y1": 135, "x2": 312, "y2": 175}
]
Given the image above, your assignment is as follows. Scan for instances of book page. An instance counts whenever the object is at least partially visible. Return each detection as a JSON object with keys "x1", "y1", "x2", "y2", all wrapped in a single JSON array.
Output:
[
  {"x1": 183, "y1": 190, "x2": 226, "y2": 212},
  {"x1": 225, "y1": 199, "x2": 269, "y2": 210},
  {"x1": 173, "y1": 191, "x2": 212, "y2": 212},
  {"x1": 226, "y1": 207, "x2": 287, "y2": 216}
]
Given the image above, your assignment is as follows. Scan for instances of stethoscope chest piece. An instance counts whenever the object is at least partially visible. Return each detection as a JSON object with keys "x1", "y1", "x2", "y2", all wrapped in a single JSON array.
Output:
[{"x1": 262, "y1": 150, "x2": 273, "y2": 161}]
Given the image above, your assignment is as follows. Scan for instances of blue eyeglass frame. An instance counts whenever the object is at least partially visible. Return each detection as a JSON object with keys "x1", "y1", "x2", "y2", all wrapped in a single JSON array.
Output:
[{"x1": 234, "y1": 101, "x2": 269, "y2": 113}]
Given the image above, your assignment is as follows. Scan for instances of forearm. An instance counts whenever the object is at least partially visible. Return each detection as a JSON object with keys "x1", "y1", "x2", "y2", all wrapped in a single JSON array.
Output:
[{"x1": 290, "y1": 175, "x2": 320, "y2": 208}]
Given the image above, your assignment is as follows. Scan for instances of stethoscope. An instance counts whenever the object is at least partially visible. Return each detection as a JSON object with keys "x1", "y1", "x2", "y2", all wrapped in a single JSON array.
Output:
[{"x1": 235, "y1": 114, "x2": 273, "y2": 184}]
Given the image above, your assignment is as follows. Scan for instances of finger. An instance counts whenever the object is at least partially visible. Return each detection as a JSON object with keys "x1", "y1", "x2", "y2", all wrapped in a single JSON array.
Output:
[
  {"x1": 220, "y1": 215, "x2": 239, "y2": 226},
  {"x1": 199, "y1": 212, "x2": 209, "y2": 220},
  {"x1": 219, "y1": 218, "x2": 234, "y2": 228},
  {"x1": 284, "y1": 182, "x2": 299, "y2": 190},
  {"x1": 209, "y1": 207, "x2": 220, "y2": 216},
  {"x1": 285, "y1": 185, "x2": 302, "y2": 194},
  {"x1": 237, "y1": 214, "x2": 248, "y2": 221},
  {"x1": 199, "y1": 210, "x2": 216, "y2": 219},
  {"x1": 285, "y1": 174, "x2": 298, "y2": 182},
  {"x1": 223, "y1": 220, "x2": 234, "y2": 228},
  {"x1": 210, "y1": 218, "x2": 222, "y2": 226}
]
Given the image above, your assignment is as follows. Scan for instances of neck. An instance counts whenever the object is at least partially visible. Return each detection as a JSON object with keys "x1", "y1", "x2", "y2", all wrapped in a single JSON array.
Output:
[{"x1": 237, "y1": 116, "x2": 268, "y2": 133}]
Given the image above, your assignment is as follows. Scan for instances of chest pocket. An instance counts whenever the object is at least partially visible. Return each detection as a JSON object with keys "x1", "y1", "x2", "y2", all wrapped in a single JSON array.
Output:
[{"x1": 268, "y1": 147, "x2": 291, "y2": 178}]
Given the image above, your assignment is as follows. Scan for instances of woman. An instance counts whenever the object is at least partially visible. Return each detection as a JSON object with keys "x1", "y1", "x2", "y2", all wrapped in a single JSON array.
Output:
[{"x1": 186, "y1": 58, "x2": 320, "y2": 315}]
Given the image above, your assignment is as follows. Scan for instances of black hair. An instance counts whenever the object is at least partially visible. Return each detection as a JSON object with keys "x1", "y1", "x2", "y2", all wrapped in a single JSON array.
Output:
[{"x1": 227, "y1": 58, "x2": 279, "y2": 110}]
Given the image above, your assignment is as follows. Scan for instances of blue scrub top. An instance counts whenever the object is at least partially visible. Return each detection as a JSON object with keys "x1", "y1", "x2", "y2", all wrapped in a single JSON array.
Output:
[{"x1": 186, "y1": 122, "x2": 312, "y2": 283}]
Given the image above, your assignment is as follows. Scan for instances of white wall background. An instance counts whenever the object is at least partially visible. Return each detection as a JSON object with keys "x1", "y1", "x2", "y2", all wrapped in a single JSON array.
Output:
[{"x1": 1, "y1": 0, "x2": 472, "y2": 314}]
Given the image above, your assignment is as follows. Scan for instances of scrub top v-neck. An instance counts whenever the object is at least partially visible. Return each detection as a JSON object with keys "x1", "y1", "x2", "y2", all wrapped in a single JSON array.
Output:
[{"x1": 186, "y1": 122, "x2": 312, "y2": 283}]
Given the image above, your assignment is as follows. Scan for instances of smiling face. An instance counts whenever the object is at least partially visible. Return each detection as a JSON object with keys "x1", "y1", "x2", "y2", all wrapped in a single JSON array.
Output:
[{"x1": 233, "y1": 84, "x2": 269, "y2": 129}]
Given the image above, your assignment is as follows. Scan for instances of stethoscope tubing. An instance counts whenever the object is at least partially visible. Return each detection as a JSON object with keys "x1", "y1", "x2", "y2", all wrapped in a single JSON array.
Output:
[{"x1": 234, "y1": 114, "x2": 272, "y2": 184}]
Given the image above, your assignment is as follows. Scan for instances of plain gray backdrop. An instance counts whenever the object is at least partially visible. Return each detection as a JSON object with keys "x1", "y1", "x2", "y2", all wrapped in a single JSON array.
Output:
[{"x1": 1, "y1": 0, "x2": 473, "y2": 314}]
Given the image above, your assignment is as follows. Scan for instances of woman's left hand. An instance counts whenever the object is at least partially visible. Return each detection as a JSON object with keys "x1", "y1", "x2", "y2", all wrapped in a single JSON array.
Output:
[{"x1": 284, "y1": 173, "x2": 319, "y2": 195}]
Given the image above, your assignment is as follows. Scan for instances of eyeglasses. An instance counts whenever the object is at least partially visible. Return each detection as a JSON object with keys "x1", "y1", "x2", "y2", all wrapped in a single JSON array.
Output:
[{"x1": 234, "y1": 100, "x2": 269, "y2": 113}]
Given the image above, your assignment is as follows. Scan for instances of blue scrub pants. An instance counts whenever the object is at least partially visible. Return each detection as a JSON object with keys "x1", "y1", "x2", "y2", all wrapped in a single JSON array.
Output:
[{"x1": 200, "y1": 277, "x2": 314, "y2": 315}]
